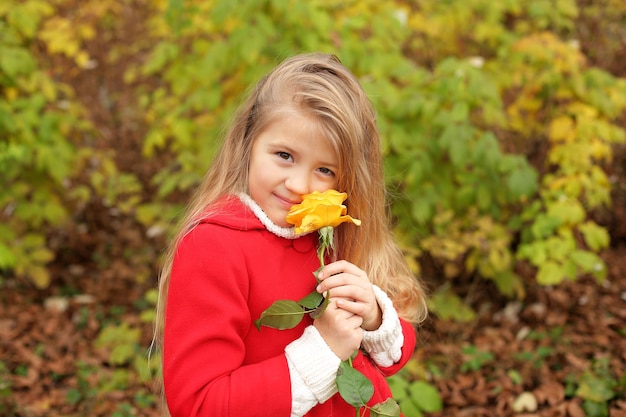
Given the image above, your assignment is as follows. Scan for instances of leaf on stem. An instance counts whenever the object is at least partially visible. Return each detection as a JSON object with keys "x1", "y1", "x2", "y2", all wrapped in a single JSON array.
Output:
[
  {"x1": 370, "y1": 398, "x2": 401, "y2": 417},
  {"x1": 336, "y1": 360, "x2": 374, "y2": 408},
  {"x1": 298, "y1": 291, "x2": 324, "y2": 309},
  {"x1": 254, "y1": 300, "x2": 304, "y2": 330},
  {"x1": 309, "y1": 290, "x2": 330, "y2": 319}
]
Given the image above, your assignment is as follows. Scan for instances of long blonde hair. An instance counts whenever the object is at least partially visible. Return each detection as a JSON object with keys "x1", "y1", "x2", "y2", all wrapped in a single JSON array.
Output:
[{"x1": 154, "y1": 52, "x2": 427, "y2": 359}]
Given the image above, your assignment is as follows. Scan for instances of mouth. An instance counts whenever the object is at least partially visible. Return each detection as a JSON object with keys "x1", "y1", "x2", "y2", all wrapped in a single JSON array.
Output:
[{"x1": 274, "y1": 193, "x2": 300, "y2": 208}]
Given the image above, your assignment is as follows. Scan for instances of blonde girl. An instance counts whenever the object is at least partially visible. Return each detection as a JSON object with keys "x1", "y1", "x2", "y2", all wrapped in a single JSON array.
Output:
[{"x1": 155, "y1": 52, "x2": 427, "y2": 417}]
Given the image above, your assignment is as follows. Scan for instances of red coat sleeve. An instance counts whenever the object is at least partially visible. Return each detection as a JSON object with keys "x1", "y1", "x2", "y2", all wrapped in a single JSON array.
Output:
[{"x1": 163, "y1": 225, "x2": 292, "y2": 417}]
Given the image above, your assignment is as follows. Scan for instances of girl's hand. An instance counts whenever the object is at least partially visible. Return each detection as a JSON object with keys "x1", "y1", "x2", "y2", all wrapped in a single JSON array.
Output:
[
  {"x1": 316, "y1": 260, "x2": 382, "y2": 331},
  {"x1": 313, "y1": 299, "x2": 363, "y2": 360}
]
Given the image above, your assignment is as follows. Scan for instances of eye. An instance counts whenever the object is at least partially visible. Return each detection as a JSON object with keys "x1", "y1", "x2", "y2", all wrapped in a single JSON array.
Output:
[
  {"x1": 317, "y1": 167, "x2": 335, "y2": 176},
  {"x1": 277, "y1": 151, "x2": 292, "y2": 161}
]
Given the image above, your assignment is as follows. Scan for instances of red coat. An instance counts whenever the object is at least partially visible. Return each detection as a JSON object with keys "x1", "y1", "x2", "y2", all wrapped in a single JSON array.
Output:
[{"x1": 163, "y1": 197, "x2": 416, "y2": 416}]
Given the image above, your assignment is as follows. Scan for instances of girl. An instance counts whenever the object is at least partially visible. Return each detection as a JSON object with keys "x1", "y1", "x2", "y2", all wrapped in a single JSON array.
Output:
[{"x1": 155, "y1": 52, "x2": 428, "y2": 416}]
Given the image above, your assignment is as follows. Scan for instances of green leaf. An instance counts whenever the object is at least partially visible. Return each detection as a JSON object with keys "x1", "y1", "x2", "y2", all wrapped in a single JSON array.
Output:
[
  {"x1": 429, "y1": 286, "x2": 476, "y2": 322},
  {"x1": 530, "y1": 215, "x2": 562, "y2": 239},
  {"x1": 400, "y1": 398, "x2": 423, "y2": 417},
  {"x1": 407, "y1": 380, "x2": 443, "y2": 412},
  {"x1": 581, "y1": 400, "x2": 609, "y2": 417},
  {"x1": 411, "y1": 198, "x2": 433, "y2": 224},
  {"x1": 254, "y1": 300, "x2": 304, "y2": 330},
  {"x1": 66, "y1": 388, "x2": 82, "y2": 405},
  {"x1": 507, "y1": 164, "x2": 538, "y2": 200},
  {"x1": 110, "y1": 345, "x2": 137, "y2": 366},
  {"x1": 95, "y1": 323, "x2": 141, "y2": 365},
  {"x1": 516, "y1": 242, "x2": 547, "y2": 265},
  {"x1": 26, "y1": 265, "x2": 50, "y2": 289},
  {"x1": 298, "y1": 291, "x2": 323, "y2": 310},
  {"x1": 576, "y1": 371, "x2": 616, "y2": 403},
  {"x1": 546, "y1": 199, "x2": 585, "y2": 225},
  {"x1": 370, "y1": 397, "x2": 401, "y2": 417},
  {"x1": 450, "y1": 101, "x2": 470, "y2": 123},
  {"x1": 387, "y1": 375, "x2": 408, "y2": 401},
  {"x1": 0, "y1": 46, "x2": 36, "y2": 78},
  {"x1": 536, "y1": 261, "x2": 566, "y2": 285},
  {"x1": 578, "y1": 221, "x2": 610, "y2": 251},
  {"x1": 142, "y1": 41, "x2": 180, "y2": 75},
  {"x1": 570, "y1": 250, "x2": 606, "y2": 281},
  {"x1": 0, "y1": 242, "x2": 16, "y2": 269},
  {"x1": 491, "y1": 271, "x2": 524, "y2": 298},
  {"x1": 309, "y1": 291, "x2": 330, "y2": 320},
  {"x1": 336, "y1": 360, "x2": 374, "y2": 408}
]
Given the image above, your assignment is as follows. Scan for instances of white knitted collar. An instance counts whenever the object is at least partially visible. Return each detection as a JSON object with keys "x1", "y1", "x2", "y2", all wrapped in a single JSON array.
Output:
[{"x1": 238, "y1": 193, "x2": 310, "y2": 240}]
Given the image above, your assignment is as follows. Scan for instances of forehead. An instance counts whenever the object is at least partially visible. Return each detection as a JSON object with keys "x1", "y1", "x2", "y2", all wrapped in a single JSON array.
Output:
[{"x1": 257, "y1": 111, "x2": 339, "y2": 163}]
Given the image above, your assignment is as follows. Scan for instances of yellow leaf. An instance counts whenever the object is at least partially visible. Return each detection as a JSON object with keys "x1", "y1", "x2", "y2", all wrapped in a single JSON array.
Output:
[
  {"x1": 38, "y1": 17, "x2": 83, "y2": 59},
  {"x1": 548, "y1": 116, "x2": 576, "y2": 143},
  {"x1": 589, "y1": 138, "x2": 611, "y2": 162},
  {"x1": 78, "y1": 24, "x2": 96, "y2": 40},
  {"x1": 27, "y1": 265, "x2": 51, "y2": 289},
  {"x1": 75, "y1": 51, "x2": 91, "y2": 68},
  {"x1": 5, "y1": 87, "x2": 19, "y2": 101}
]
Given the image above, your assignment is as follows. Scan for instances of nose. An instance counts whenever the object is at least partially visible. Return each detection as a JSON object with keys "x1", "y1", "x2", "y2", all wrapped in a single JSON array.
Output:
[{"x1": 285, "y1": 170, "x2": 310, "y2": 195}]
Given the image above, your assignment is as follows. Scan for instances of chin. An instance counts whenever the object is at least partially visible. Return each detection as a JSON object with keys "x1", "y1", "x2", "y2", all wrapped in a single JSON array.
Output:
[{"x1": 271, "y1": 218, "x2": 290, "y2": 228}]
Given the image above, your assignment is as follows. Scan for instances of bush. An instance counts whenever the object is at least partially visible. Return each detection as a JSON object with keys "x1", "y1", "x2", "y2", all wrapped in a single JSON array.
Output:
[{"x1": 2, "y1": 0, "x2": 625, "y2": 309}]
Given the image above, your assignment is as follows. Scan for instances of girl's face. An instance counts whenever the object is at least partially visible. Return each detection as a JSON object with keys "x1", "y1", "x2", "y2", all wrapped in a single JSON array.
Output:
[{"x1": 248, "y1": 110, "x2": 339, "y2": 227}]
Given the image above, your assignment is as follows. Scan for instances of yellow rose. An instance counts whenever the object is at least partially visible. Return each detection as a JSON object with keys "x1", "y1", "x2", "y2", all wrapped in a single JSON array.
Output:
[{"x1": 286, "y1": 190, "x2": 361, "y2": 234}]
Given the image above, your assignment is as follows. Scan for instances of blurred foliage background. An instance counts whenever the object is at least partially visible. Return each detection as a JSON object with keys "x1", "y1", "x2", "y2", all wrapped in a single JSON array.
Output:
[{"x1": 1, "y1": 0, "x2": 625, "y2": 415}]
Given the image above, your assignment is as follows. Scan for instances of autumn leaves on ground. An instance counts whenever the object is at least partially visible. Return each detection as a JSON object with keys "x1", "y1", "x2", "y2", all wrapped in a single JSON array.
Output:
[
  {"x1": 3, "y1": 241, "x2": 626, "y2": 416},
  {"x1": 2, "y1": 1, "x2": 626, "y2": 416}
]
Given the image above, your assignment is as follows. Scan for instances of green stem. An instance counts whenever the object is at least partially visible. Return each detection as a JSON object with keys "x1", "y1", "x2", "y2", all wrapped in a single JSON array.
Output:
[{"x1": 317, "y1": 242, "x2": 326, "y2": 268}]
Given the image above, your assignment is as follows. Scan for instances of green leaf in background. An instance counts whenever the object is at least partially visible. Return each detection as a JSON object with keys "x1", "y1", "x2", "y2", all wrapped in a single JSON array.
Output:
[
  {"x1": 95, "y1": 323, "x2": 141, "y2": 365},
  {"x1": 253, "y1": 300, "x2": 304, "y2": 330},
  {"x1": 0, "y1": 46, "x2": 36, "y2": 78},
  {"x1": 506, "y1": 163, "x2": 538, "y2": 201},
  {"x1": 578, "y1": 221, "x2": 610, "y2": 252},
  {"x1": 407, "y1": 380, "x2": 443, "y2": 413},
  {"x1": 571, "y1": 249, "x2": 606, "y2": 281},
  {"x1": 576, "y1": 371, "x2": 616, "y2": 403},
  {"x1": 529, "y1": 214, "x2": 563, "y2": 240},
  {"x1": 546, "y1": 198, "x2": 586, "y2": 226},
  {"x1": 429, "y1": 285, "x2": 476, "y2": 322},
  {"x1": 536, "y1": 260, "x2": 567, "y2": 285},
  {"x1": 517, "y1": 241, "x2": 547, "y2": 265},
  {"x1": 387, "y1": 375, "x2": 408, "y2": 402},
  {"x1": 582, "y1": 400, "x2": 610, "y2": 417}
]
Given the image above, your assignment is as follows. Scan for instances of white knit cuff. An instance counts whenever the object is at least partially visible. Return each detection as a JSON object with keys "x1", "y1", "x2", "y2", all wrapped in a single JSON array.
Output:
[
  {"x1": 285, "y1": 326, "x2": 340, "y2": 405},
  {"x1": 361, "y1": 285, "x2": 404, "y2": 367},
  {"x1": 287, "y1": 359, "x2": 317, "y2": 417}
]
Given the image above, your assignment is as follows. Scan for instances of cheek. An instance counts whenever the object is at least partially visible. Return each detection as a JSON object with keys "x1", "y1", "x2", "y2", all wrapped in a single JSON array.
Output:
[
  {"x1": 326, "y1": 174, "x2": 340, "y2": 190},
  {"x1": 248, "y1": 162, "x2": 275, "y2": 199},
  {"x1": 312, "y1": 179, "x2": 338, "y2": 194},
  {"x1": 247, "y1": 172, "x2": 263, "y2": 199}
]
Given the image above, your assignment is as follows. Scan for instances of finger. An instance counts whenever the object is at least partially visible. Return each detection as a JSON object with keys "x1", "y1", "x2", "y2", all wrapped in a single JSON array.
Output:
[
  {"x1": 335, "y1": 298, "x2": 371, "y2": 316},
  {"x1": 318, "y1": 260, "x2": 364, "y2": 281},
  {"x1": 318, "y1": 280, "x2": 372, "y2": 304},
  {"x1": 317, "y1": 272, "x2": 369, "y2": 294}
]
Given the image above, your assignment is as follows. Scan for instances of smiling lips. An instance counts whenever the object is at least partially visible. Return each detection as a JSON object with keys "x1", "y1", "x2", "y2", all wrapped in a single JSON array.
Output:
[{"x1": 274, "y1": 193, "x2": 300, "y2": 208}]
